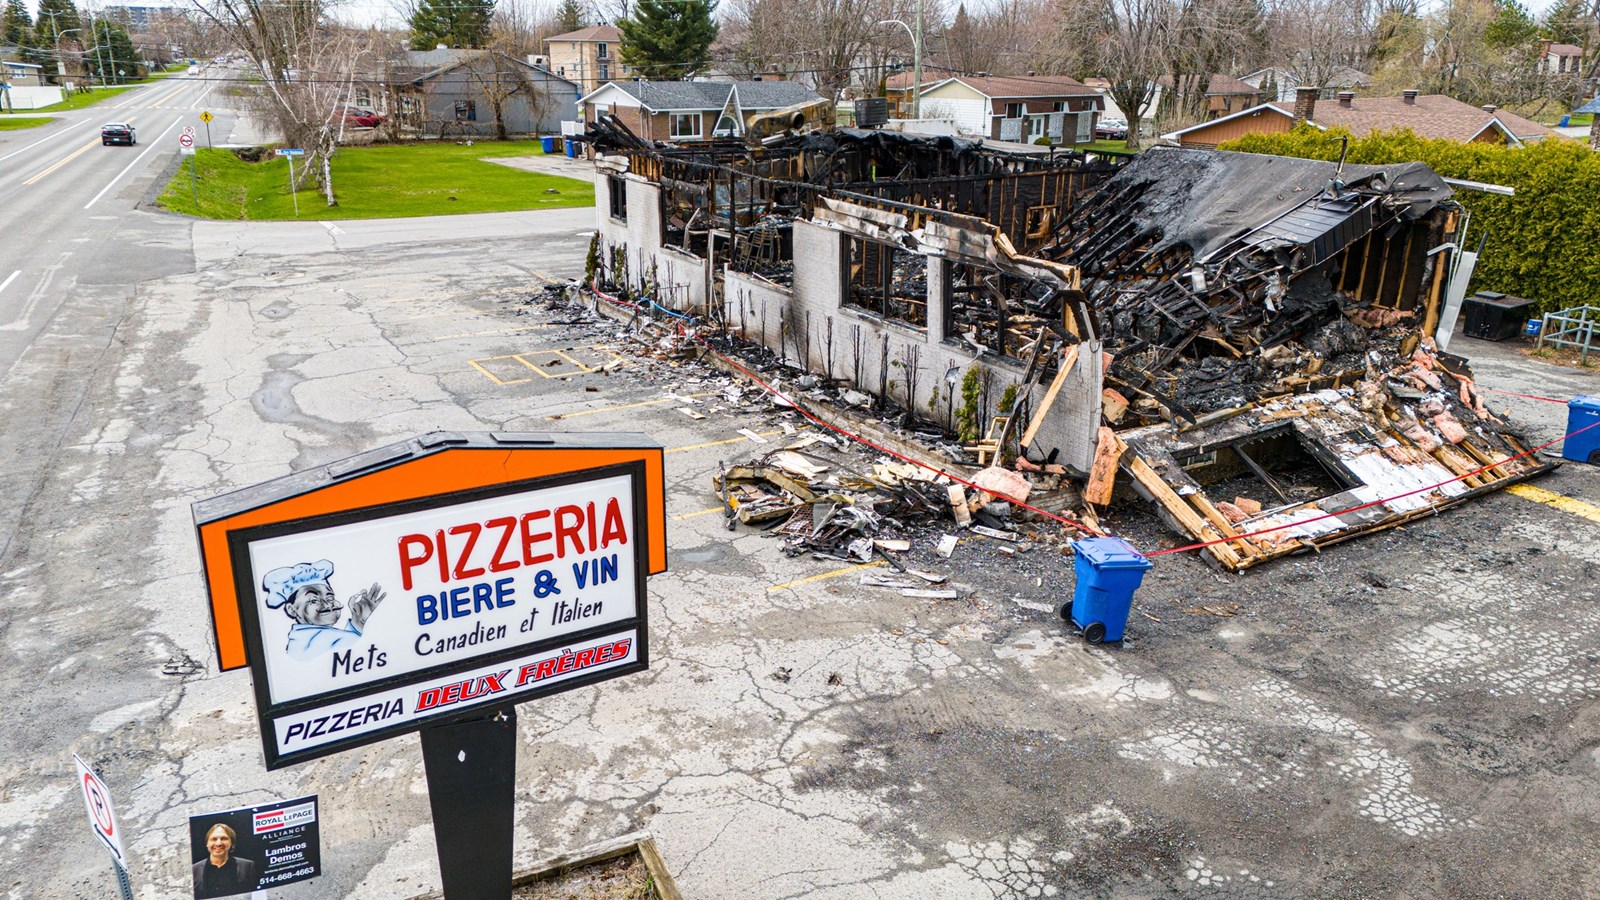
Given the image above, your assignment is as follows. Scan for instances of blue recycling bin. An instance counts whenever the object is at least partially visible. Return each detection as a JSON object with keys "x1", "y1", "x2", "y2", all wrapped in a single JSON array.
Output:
[
  {"x1": 1060, "y1": 537, "x2": 1152, "y2": 644},
  {"x1": 564, "y1": 139, "x2": 578, "y2": 158},
  {"x1": 540, "y1": 136, "x2": 558, "y2": 153},
  {"x1": 1564, "y1": 396, "x2": 1600, "y2": 465}
]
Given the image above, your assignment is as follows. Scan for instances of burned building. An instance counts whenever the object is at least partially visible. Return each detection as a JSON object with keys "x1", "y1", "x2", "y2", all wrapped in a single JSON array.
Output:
[{"x1": 586, "y1": 125, "x2": 1555, "y2": 569}]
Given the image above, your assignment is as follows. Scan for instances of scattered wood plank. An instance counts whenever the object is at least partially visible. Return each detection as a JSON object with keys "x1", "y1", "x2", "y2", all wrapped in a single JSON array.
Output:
[
  {"x1": 1083, "y1": 427, "x2": 1124, "y2": 506},
  {"x1": 1122, "y1": 454, "x2": 1243, "y2": 569}
]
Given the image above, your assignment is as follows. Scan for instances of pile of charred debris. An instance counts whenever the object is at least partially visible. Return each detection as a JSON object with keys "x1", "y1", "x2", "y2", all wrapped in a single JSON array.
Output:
[{"x1": 583, "y1": 120, "x2": 1555, "y2": 572}]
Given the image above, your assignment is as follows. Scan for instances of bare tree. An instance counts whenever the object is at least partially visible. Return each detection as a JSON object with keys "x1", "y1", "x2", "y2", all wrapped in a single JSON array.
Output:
[
  {"x1": 191, "y1": 0, "x2": 381, "y2": 205},
  {"x1": 1059, "y1": 0, "x2": 1176, "y2": 147},
  {"x1": 460, "y1": 51, "x2": 552, "y2": 138},
  {"x1": 720, "y1": 0, "x2": 936, "y2": 99}
]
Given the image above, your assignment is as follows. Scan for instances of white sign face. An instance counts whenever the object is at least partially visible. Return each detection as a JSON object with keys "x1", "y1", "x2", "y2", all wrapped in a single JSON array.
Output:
[
  {"x1": 74, "y1": 755, "x2": 128, "y2": 870},
  {"x1": 272, "y1": 629, "x2": 638, "y2": 757},
  {"x1": 245, "y1": 473, "x2": 638, "y2": 705}
]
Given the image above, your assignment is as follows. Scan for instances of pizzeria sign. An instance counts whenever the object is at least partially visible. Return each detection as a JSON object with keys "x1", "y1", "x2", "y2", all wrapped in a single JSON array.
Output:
[{"x1": 193, "y1": 432, "x2": 665, "y2": 769}]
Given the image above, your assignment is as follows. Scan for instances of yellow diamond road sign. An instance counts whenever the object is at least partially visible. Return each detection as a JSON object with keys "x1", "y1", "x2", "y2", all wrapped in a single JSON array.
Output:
[{"x1": 199, "y1": 110, "x2": 213, "y2": 123}]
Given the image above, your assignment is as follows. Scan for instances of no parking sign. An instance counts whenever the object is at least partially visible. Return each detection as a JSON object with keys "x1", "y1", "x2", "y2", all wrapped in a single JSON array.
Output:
[{"x1": 74, "y1": 754, "x2": 128, "y2": 869}]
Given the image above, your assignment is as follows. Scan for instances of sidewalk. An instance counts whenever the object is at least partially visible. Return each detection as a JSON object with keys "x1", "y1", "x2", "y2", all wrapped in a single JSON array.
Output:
[{"x1": 483, "y1": 152, "x2": 596, "y2": 180}]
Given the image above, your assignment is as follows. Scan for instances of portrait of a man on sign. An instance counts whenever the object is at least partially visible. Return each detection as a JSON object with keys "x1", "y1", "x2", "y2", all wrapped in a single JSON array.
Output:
[
  {"x1": 191, "y1": 820, "x2": 258, "y2": 898},
  {"x1": 261, "y1": 560, "x2": 385, "y2": 660}
]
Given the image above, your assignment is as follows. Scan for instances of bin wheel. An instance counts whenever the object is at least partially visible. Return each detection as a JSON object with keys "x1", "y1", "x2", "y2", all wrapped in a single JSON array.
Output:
[
  {"x1": 1057, "y1": 600, "x2": 1073, "y2": 622},
  {"x1": 1590, "y1": 449, "x2": 1600, "y2": 466},
  {"x1": 1083, "y1": 622, "x2": 1107, "y2": 645}
]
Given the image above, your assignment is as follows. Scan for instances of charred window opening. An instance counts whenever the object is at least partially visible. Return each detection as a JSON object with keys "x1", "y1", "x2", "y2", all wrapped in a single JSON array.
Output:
[
  {"x1": 728, "y1": 219, "x2": 794, "y2": 286},
  {"x1": 948, "y1": 263, "x2": 1056, "y2": 364},
  {"x1": 661, "y1": 181, "x2": 708, "y2": 257},
  {"x1": 1174, "y1": 427, "x2": 1355, "y2": 508},
  {"x1": 607, "y1": 176, "x2": 627, "y2": 221},
  {"x1": 846, "y1": 237, "x2": 927, "y2": 328}
]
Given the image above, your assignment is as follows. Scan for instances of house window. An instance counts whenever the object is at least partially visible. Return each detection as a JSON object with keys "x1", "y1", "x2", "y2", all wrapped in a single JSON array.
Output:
[
  {"x1": 557, "y1": 66, "x2": 565, "y2": 76},
  {"x1": 454, "y1": 100, "x2": 476, "y2": 121},
  {"x1": 948, "y1": 263, "x2": 1054, "y2": 362},
  {"x1": 1052, "y1": 101, "x2": 1065, "y2": 112},
  {"x1": 599, "y1": 64, "x2": 609, "y2": 81},
  {"x1": 1027, "y1": 115, "x2": 1046, "y2": 139},
  {"x1": 597, "y1": 42, "x2": 609, "y2": 59},
  {"x1": 670, "y1": 113, "x2": 702, "y2": 139},
  {"x1": 608, "y1": 176, "x2": 627, "y2": 221},
  {"x1": 1004, "y1": 102, "x2": 1024, "y2": 118}
]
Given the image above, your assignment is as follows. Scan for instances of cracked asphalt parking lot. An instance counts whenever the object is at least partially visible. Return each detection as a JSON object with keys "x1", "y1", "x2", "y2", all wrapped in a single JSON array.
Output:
[{"x1": 3, "y1": 207, "x2": 1600, "y2": 899}]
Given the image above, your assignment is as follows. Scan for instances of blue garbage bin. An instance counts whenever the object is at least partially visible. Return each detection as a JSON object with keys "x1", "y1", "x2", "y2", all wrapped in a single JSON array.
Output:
[
  {"x1": 1560, "y1": 115, "x2": 1572, "y2": 127},
  {"x1": 1059, "y1": 536, "x2": 1152, "y2": 644},
  {"x1": 1564, "y1": 396, "x2": 1600, "y2": 465},
  {"x1": 541, "y1": 136, "x2": 558, "y2": 153},
  {"x1": 564, "y1": 139, "x2": 578, "y2": 158}
]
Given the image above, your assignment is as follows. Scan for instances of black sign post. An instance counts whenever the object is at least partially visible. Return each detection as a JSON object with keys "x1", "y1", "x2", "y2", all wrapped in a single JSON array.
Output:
[{"x1": 420, "y1": 706, "x2": 518, "y2": 898}]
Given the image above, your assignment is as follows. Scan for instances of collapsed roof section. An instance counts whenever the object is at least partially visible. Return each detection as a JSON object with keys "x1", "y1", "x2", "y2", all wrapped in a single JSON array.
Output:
[{"x1": 587, "y1": 125, "x2": 1555, "y2": 568}]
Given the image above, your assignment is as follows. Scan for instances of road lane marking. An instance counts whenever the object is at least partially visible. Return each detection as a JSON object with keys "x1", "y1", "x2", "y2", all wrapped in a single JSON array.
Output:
[
  {"x1": 0, "y1": 271, "x2": 18, "y2": 298},
  {"x1": 0, "y1": 122, "x2": 90, "y2": 165},
  {"x1": 0, "y1": 252, "x2": 69, "y2": 331},
  {"x1": 132, "y1": 80, "x2": 191, "y2": 109},
  {"x1": 769, "y1": 562, "x2": 884, "y2": 592},
  {"x1": 1507, "y1": 484, "x2": 1600, "y2": 524},
  {"x1": 23, "y1": 136, "x2": 104, "y2": 185},
  {"x1": 84, "y1": 118, "x2": 181, "y2": 209},
  {"x1": 667, "y1": 430, "x2": 786, "y2": 454},
  {"x1": 189, "y1": 78, "x2": 220, "y2": 109},
  {"x1": 466, "y1": 358, "x2": 530, "y2": 385},
  {"x1": 546, "y1": 392, "x2": 714, "y2": 420}
]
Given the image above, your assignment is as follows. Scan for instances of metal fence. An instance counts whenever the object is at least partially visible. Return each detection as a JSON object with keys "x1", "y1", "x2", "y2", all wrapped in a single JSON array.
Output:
[{"x1": 1537, "y1": 305, "x2": 1600, "y2": 362}]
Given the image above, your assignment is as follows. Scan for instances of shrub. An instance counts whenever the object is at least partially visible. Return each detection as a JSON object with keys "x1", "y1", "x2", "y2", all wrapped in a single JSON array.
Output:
[{"x1": 1219, "y1": 125, "x2": 1600, "y2": 312}]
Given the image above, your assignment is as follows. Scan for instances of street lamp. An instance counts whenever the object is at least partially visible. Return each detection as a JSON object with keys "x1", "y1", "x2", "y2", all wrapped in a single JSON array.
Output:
[
  {"x1": 878, "y1": 6, "x2": 923, "y2": 120},
  {"x1": 53, "y1": 27, "x2": 81, "y2": 86}
]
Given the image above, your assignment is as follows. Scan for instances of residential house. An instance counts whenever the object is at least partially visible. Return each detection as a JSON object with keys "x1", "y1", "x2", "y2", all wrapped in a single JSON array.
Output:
[
  {"x1": 883, "y1": 65, "x2": 960, "y2": 118},
  {"x1": 1168, "y1": 88, "x2": 1557, "y2": 148},
  {"x1": 1154, "y1": 73, "x2": 1261, "y2": 119},
  {"x1": 388, "y1": 49, "x2": 580, "y2": 137},
  {"x1": 1238, "y1": 66, "x2": 1371, "y2": 104},
  {"x1": 2, "y1": 58, "x2": 43, "y2": 86},
  {"x1": 915, "y1": 74, "x2": 1102, "y2": 144},
  {"x1": 580, "y1": 80, "x2": 822, "y2": 142},
  {"x1": 1575, "y1": 95, "x2": 1600, "y2": 148},
  {"x1": 544, "y1": 25, "x2": 631, "y2": 96},
  {"x1": 1538, "y1": 39, "x2": 1585, "y2": 76},
  {"x1": 1081, "y1": 76, "x2": 1162, "y2": 125}
]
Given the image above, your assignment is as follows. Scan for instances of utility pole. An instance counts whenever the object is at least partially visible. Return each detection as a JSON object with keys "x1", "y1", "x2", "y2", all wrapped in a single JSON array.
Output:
[{"x1": 913, "y1": 0, "x2": 922, "y2": 120}]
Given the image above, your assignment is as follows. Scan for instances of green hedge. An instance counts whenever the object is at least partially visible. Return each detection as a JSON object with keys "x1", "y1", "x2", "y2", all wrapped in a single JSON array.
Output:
[{"x1": 1218, "y1": 125, "x2": 1600, "y2": 312}]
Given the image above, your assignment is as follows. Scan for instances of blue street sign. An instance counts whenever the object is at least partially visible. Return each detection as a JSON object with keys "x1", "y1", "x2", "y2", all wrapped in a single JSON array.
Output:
[{"x1": 279, "y1": 148, "x2": 305, "y2": 157}]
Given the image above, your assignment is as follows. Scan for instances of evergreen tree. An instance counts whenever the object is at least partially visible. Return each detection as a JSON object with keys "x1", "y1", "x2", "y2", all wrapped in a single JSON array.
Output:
[
  {"x1": 553, "y1": 0, "x2": 585, "y2": 34},
  {"x1": 1541, "y1": 0, "x2": 1588, "y2": 45},
  {"x1": 33, "y1": 0, "x2": 81, "y2": 42},
  {"x1": 1, "y1": 0, "x2": 32, "y2": 47},
  {"x1": 617, "y1": 0, "x2": 717, "y2": 79},
  {"x1": 1485, "y1": 0, "x2": 1537, "y2": 49},
  {"x1": 88, "y1": 18, "x2": 142, "y2": 82},
  {"x1": 410, "y1": 0, "x2": 494, "y2": 49}
]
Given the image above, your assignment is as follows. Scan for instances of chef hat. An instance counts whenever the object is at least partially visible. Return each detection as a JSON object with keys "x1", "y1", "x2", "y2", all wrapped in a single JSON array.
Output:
[{"x1": 261, "y1": 560, "x2": 335, "y2": 609}]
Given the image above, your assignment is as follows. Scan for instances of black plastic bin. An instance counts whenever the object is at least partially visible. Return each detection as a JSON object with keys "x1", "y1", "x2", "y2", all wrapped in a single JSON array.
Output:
[{"x1": 1462, "y1": 291, "x2": 1538, "y2": 342}]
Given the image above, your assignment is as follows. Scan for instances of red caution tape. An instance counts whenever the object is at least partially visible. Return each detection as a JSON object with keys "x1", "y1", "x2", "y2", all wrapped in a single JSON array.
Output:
[{"x1": 1480, "y1": 388, "x2": 1572, "y2": 404}]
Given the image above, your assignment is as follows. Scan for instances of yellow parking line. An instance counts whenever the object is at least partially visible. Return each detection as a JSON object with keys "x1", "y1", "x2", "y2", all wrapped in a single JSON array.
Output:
[
  {"x1": 667, "y1": 430, "x2": 786, "y2": 454},
  {"x1": 769, "y1": 561, "x2": 884, "y2": 592},
  {"x1": 1507, "y1": 484, "x2": 1600, "y2": 524},
  {"x1": 467, "y1": 358, "x2": 531, "y2": 386},
  {"x1": 24, "y1": 135, "x2": 104, "y2": 185},
  {"x1": 547, "y1": 392, "x2": 715, "y2": 420},
  {"x1": 673, "y1": 506, "x2": 725, "y2": 520}
]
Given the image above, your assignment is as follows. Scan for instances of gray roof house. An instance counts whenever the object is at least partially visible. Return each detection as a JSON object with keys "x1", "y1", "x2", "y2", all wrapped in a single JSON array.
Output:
[
  {"x1": 579, "y1": 80, "x2": 823, "y2": 142},
  {"x1": 387, "y1": 49, "x2": 581, "y2": 138}
]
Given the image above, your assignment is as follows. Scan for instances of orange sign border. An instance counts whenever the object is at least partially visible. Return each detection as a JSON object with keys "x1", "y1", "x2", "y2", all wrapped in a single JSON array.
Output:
[{"x1": 195, "y1": 435, "x2": 665, "y2": 671}]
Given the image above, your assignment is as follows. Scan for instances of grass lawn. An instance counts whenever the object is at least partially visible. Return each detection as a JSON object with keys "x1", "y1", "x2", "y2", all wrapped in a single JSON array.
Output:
[
  {"x1": 0, "y1": 116, "x2": 54, "y2": 131},
  {"x1": 0, "y1": 86, "x2": 135, "y2": 115},
  {"x1": 1567, "y1": 113, "x2": 1594, "y2": 127},
  {"x1": 1078, "y1": 139, "x2": 1142, "y2": 155},
  {"x1": 157, "y1": 141, "x2": 595, "y2": 220}
]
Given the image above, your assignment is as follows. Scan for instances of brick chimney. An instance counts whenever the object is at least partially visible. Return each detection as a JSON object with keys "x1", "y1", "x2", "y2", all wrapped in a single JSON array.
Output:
[
  {"x1": 1293, "y1": 86, "x2": 1318, "y2": 123},
  {"x1": 1402, "y1": 89, "x2": 1418, "y2": 105},
  {"x1": 1337, "y1": 91, "x2": 1355, "y2": 107}
]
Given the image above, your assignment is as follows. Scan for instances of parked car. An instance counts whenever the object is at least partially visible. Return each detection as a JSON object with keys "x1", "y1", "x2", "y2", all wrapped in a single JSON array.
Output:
[
  {"x1": 342, "y1": 107, "x2": 383, "y2": 128},
  {"x1": 1095, "y1": 118, "x2": 1129, "y2": 140},
  {"x1": 100, "y1": 122, "x2": 136, "y2": 146}
]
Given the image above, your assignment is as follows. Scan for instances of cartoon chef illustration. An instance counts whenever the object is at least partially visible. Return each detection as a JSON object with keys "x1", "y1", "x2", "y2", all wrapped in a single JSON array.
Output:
[{"x1": 262, "y1": 560, "x2": 386, "y2": 660}]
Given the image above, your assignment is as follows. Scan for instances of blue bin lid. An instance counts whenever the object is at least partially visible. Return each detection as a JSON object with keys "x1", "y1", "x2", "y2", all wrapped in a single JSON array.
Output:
[
  {"x1": 1572, "y1": 396, "x2": 1600, "y2": 413},
  {"x1": 1072, "y1": 536, "x2": 1153, "y2": 570}
]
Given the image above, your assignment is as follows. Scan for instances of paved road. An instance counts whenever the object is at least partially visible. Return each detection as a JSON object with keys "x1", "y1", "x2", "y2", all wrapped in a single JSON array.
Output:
[{"x1": 0, "y1": 69, "x2": 230, "y2": 567}]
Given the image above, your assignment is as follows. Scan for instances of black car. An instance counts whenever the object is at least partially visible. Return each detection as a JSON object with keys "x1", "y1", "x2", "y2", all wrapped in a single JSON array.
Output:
[{"x1": 101, "y1": 123, "x2": 136, "y2": 146}]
